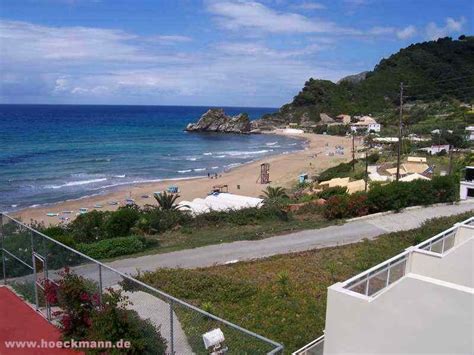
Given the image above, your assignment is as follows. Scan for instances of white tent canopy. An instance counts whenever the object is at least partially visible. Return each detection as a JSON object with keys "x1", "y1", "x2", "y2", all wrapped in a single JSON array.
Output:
[{"x1": 178, "y1": 193, "x2": 263, "y2": 215}]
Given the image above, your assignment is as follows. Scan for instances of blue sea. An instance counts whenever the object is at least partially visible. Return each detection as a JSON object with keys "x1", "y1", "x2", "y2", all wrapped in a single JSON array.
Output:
[{"x1": 0, "y1": 105, "x2": 304, "y2": 212}]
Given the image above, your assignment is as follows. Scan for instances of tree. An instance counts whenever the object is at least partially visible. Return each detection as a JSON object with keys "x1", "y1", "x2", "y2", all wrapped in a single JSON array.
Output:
[
  {"x1": 260, "y1": 186, "x2": 289, "y2": 204},
  {"x1": 153, "y1": 192, "x2": 187, "y2": 211}
]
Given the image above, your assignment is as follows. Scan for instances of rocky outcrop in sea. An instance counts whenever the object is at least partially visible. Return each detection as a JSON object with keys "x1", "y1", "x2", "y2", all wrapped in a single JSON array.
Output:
[{"x1": 185, "y1": 108, "x2": 254, "y2": 134}]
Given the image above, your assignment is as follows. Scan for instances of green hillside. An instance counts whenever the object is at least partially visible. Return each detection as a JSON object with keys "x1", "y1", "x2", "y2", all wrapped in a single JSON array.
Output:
[{"x1": 262, "y1": 36, "x2": 474, "y2": 127}]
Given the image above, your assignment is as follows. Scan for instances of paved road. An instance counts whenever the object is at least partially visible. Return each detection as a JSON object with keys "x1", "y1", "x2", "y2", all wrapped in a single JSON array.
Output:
[{"x1": 104, "y1": 201, "x2": 474, "y2": 274}]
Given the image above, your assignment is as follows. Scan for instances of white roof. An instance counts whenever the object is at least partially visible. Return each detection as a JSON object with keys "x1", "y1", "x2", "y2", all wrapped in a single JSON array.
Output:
[
  {"x1": 374, "y1": 137, "x2": 398, "y2": 143},
  {"x1": 407, "y1": 156, "x2": 427, "y2": 163},
  {"x1": 179, "y1": 193, "x2": 263, "y2": 215},
  {"x1": 399, "y1": 173, "x2": 430, "y2": 182}
]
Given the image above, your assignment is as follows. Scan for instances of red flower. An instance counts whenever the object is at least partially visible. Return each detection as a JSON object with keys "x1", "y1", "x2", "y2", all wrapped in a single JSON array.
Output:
[
  {"x1": 43, "y1": 280, "x2": 58, "y2": 304},
  {"x1": 91, "y1": 293, "x2": 101, "y2": 305},
  {"x1": 61, "y1": 314, "x2": 72, "y2": 331},
  {"x1": 80, "y1": 292, "x2": 89, "y2": 302}
]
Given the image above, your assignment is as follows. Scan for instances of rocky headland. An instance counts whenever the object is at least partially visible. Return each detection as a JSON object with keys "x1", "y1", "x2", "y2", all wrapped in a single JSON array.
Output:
[{"x1": 185, "y1": 108, "x2": 258, "y2": 134}]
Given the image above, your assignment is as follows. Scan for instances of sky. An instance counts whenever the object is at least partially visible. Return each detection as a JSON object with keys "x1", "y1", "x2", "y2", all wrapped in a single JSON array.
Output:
[{"x1": 0, "y1": 0, "x2": 473, "y2": 107}]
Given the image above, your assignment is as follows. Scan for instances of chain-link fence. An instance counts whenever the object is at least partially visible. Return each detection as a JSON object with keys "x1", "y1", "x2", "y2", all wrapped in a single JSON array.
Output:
[{"x1": 0, "y1": 213, "x2": 283, "y2": 354}]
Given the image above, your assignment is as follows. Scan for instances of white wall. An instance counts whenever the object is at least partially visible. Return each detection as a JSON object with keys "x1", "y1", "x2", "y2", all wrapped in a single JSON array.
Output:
[
  {"x1": 455, "y1": 226, "x2": 474, "y2": 245},
  {"x1": 324, "y1": 276, "x2": 474, "y2": 354},
  {"x1": 460, "y1": 181, "x2": 474, "y2": 200},
  {"x1": 410, "y1": 239, "x2": 473, "y2": 288}
]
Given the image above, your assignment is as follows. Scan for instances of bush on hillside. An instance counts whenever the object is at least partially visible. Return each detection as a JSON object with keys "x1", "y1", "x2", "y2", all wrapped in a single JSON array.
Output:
[
  {"x1": 77, "y1": 236, "x2": 156, "y2": 259},
  {"x1": 318, "y1": 161, "x2": 354, "y2": 182},
  {"x1": 193, "y1": 205, "x2": 289, "y2": 226},
  {"x1": 324, "y1": 193, "x2": 369, "y2": 219},
  {"x1": 87, "y1": 289, "x2": 167, "y2": 355},
  {"x1": 324, "y1": 176, "x2": 458, "y2": 219},
  {"x1": 317, "y1": 186, "x2": 348, "y2": 200},
  {"x1": 367, "y1": 176, "x2": 457, "y2": 213},
  {"x1": 138, "y1": 208, "x2": 192, "y2": 234},
  {"x1": 324, "y1": 195, "x2": 351, "y2": 219},
  {"x1": 104, "y1": 206, "x2": 141, "y2": 238},
  {"x1": 69, "y1": 210, "x2": 108, "y2": 243}
]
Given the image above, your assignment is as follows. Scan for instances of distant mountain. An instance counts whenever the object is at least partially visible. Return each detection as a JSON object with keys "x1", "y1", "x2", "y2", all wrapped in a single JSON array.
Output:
[
  {"x1": 256, "y1": 36, "x2": 474, "y2": 127},
  {"x1": 337, "y1": 71, "x2": 368, "y2": 85}
]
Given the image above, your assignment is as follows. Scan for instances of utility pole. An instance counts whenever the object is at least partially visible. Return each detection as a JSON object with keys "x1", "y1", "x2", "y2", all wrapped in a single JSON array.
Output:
[
  {"x1": 352, "y1": 134, "x2": 355, "y2": 171},
  {"x1": 396, "y1": 82, "x2": 404, "y2": 182},
  {"x1": 448, "y1": 145, "x2": 454, "y2": 175},
  {"x1": 365, "y1": 150, "x2": 369, "y2": 191}
]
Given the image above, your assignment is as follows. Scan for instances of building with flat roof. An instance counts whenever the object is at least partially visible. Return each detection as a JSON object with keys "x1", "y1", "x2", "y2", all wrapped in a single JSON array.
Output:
[
  {"x1": 460, "y1": 166, "x2": 474, "y2": 200},
  {"x1": 294, "y1": 217, "x2": 474, "y2": 355},
  {"x1": 350, "y1": 116, "x2": 381, "y2": 133}
]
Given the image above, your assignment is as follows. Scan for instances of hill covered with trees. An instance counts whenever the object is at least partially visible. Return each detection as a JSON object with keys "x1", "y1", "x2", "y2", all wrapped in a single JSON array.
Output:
[{"x1": 258, "y1": 36, "x2": 474, "y2": 128}]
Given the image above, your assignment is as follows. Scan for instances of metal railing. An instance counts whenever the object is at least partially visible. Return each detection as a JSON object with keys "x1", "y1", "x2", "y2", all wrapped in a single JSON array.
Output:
[
  {"x1": 292, "y1": 335, "x2": 324, "y2": 355},
  {"x1": 417, "y1": 216, "x2": 474, "y2": 254},
  {"x1": 343, "y1": 253, "x2": 409, "y2": 297},
  {"x1": 0, "y1": 213, "x2": 283, "y2": 354},
  {"x1": 342, "y1": 216, "x2": 474, "y2": 297}
]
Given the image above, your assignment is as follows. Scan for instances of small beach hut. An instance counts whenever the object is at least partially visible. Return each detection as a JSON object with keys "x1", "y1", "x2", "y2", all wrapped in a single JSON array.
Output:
[{"x1": 299, "y1": 173, "x2": 309, "y2": 184}]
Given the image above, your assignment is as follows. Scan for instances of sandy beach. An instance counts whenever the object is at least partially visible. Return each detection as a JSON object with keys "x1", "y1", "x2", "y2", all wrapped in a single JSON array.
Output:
[{"x1": 12, "y1": 132, "x2": 358, "y2": 225}]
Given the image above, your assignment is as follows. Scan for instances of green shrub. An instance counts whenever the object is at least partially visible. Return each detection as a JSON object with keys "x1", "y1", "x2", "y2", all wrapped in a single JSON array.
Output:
[
  {"x1": 317, "y1": 186, "x2": 348, "y2": 200},
  {"x1": 366, "y1": 176, "x2": 458, "y2": 213},
  {"x1": 77, "y1": 236, "x2": 154, "y2": 259},
  {"x1": 193, "y1": 205, "x2": 289, "y2": 227},
  {"x1": 366, "y1": 152, "x2": 380, "y2": 164},
  {"x1": 318, "y1": 161, "x2": 354, "y2": 181},
  {"x1": 52, "y1": 234, "x2": 77, "y2": 248},
  {"x1": 347, "y1": 192, "x2": 369, "y2": 217},
  {"x1": 141, "y1": 209, "x2": 191, "y2": 234},
  {"x1": 49, "y1": 268, "x2": 100, "y2": 338},
  {"x1": 87, "y1": 289, "x2": 167, "y2": 354},
  {"x1": 324, "y1": 195, "x2": 351, "y2": 219},
  {"x1": 41, "y1": 226, "x2": 67, "y2": 239},
  {"x1": 105, "y1": 207, "x2": 141, "y2": 238},
  {"x1": 69, "y1": 210, "x2": 108, "y2": 243},
  {"x1": 432, "y1": 175, "x2": 458, "y2": 202}
]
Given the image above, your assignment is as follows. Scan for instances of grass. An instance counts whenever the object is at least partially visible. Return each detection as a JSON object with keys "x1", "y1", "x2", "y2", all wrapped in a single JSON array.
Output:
[
  {"x1": 136, "y1": 211, "x2": 473, "y2": 353},
  {"x1": 108, "y1": 211, "x2": 336, "y2": 260}
]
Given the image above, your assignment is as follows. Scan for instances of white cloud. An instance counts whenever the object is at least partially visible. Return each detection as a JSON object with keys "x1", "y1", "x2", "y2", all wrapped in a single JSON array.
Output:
[
  {"x1": 0, "y1": 19, "x2": 350, "y2": 106},
  {"x1": 425, "y1": 17, "x2": 465, "y2": 40},
  {"x1": 207, "y1": 1, "x2": 357, "y2": 34},
  {"x1": 0, "y1": 20, "x2": 193, "y2": 63},
  {"x1": 215, "y1": 42, "x2": 325, "y2": 57},
  {"x1": 293, "y1": 2, "x2": 326, "y2": 10},
  {"x1": 396, "y1": 25, "x2": 417, "y2": 40},
  {"x1": 0, "y1": 20, "x2": 150, "y2": 62},
  {"x1": 146, "y1": 35, "x2": 193, "y2": 45},
  {"x1": 368, "y1": 26, "x2": 395, "y2": 36},
  {"x1": 344, "y1": 0, "x2": 369, "y2": 5}
]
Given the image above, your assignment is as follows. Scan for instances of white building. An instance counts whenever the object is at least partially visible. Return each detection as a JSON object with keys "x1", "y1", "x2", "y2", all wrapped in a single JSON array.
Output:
[
  {"x1": 294, "y1": 217, "x2": 474, "y2": 355},
  {"x1": 419, "y1": 144, "x2": 450, "y2": 155},
  {"x1": 466, "y1": 126, "x2": 474, "y2": 141},
  {"x1": 460, "y1": 166, "x2": 474, "y2": 200},
  {"x1": 350, "y1": 116, "x2": 381, "y2": 133}
]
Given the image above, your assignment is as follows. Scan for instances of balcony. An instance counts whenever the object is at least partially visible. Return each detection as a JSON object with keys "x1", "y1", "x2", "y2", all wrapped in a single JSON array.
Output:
[{"x1": 296, "y1": 216, "x2": 474, "y2": 355}]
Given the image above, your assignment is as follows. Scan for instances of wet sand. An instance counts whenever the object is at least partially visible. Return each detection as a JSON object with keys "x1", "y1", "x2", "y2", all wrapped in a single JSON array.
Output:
[{"x1": 12, "y1": 132, "x2": 358, "y2": 225}]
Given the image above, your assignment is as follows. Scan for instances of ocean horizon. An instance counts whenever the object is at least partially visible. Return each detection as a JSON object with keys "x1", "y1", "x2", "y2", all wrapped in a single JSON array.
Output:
[{"x1": 0, "y1": 104, "x2": 305, "y2": 212}]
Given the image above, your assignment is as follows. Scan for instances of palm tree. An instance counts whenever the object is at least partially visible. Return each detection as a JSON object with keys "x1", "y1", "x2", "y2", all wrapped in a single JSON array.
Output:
[
  {"x1": 153, "y1": 192, "x2": 187, "y2": 210},
  {"x1": 260, "y1": 186, "x2": 288, "y2": 202}
]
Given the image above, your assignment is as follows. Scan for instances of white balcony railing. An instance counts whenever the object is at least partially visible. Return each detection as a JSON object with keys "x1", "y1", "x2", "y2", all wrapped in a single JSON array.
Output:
[{"x1": 342, "y1": 216, "x2": 473, "y2": 297}]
